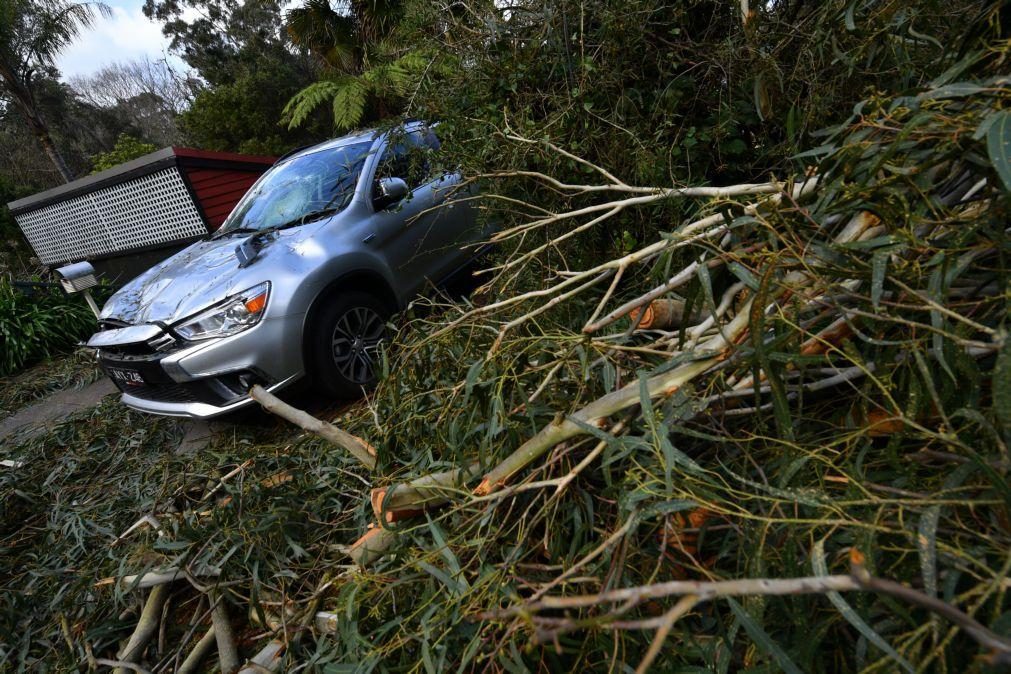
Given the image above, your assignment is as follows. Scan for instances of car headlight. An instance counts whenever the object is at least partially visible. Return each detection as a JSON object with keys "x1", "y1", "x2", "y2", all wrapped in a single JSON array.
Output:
[{"x1": 174, "y1": 282, "x2": 270, "y2": 341}]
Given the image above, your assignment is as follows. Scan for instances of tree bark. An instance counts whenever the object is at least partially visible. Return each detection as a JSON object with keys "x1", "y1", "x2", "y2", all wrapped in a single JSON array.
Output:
[
  {"x1": 33, "y1": 127, "x2": 74, "y2": 183},
  {"x1": 114, "y1": 584, "x2": 170, "y2": 674},
  {"x1": 210, "y1": 591, "x2": 240, "y2": 674},
  {"x1": 0, "y1": 60, "x2": 75, "y2": 183}
]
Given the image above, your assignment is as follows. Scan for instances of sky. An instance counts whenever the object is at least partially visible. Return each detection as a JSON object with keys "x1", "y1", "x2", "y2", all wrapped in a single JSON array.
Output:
[{"x1": 56, "y1": 0, "x2": 184, "y2": 79}]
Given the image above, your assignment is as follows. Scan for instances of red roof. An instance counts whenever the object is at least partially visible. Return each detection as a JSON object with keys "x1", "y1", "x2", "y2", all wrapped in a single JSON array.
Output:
[{"x1": 171, "y1": 147, "x2": 277, "y2": 166}]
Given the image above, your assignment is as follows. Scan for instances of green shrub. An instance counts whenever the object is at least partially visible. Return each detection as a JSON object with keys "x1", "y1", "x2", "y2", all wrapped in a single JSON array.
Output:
[
  {"x1": 0, "y1": 278, "x2": 97, "y2": 376},
  {"x1": 90, "y1": 134, "x2": 158, "y2": 174}
]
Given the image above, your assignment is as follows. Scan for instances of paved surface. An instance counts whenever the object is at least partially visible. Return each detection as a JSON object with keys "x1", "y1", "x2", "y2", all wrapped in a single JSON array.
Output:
[
  {"x1": 176, "y1": 420, "x2": 216, "y2": 455},
  {"x1": 0, "y1": 379, "x2": 221, "y2": 454},
  {"x1": 0, "y1": 378, "x2": 118, "y2": 445}
]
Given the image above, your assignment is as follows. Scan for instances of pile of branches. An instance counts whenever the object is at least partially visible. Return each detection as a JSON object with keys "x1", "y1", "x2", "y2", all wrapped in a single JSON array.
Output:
[
  {"x1": 316, "y1": 53, "x2": 1010, "y2": 671},
  {"x1": 4, "y1": 38, "x2": 1010, "y2": 674}
]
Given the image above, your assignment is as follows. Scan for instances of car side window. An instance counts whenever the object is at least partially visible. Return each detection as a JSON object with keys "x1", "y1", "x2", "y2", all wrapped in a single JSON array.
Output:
[{"x1": 372, "y1": 130, "x2": 440, "y2": 195}]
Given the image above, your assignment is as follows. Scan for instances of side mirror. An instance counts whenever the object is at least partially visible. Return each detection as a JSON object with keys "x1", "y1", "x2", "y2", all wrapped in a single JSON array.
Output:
[{"x1": 375, "y1": 177, "x2": 409, "y2": 209}]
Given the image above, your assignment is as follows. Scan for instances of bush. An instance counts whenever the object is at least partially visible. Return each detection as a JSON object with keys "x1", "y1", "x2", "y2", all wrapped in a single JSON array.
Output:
[
  {"x1": 0, "y1": 279, "x2": 97, "y2": 376},
  {"x1": 90, "y1": 134, "x2": 158, "y2": 174}
]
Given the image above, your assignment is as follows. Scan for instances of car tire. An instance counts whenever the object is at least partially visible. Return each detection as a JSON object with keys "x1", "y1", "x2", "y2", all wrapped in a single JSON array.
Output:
[{"x1": 310, "y1": 291, "x2": 391, "y2": 398}]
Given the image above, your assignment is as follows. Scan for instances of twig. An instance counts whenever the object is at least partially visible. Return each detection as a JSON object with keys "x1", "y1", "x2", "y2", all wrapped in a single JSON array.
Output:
[
  {"x1": 203, "y1": 460, "x2": 254, "y2": 502},
  {"x1": 249, "y1": 385, "x2": 377, "y2": 470},
  {"x1": 635, "y1": 595, "x2": 698, "y2": 674},
  {"x1": 96, "y1": 659, "x2": 151, "y2": 674}
]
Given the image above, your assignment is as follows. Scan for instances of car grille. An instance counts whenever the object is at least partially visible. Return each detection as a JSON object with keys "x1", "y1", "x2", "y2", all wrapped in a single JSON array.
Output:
[
  {"x1": 101, "y1": 342, "x2": 162, "y2": 359},
  {"x1": 121, "y1": 381, "x2": 205, "y2": 404},
  {"x1": 101, "y1": 353, "x2": 260, "y2": 408}
]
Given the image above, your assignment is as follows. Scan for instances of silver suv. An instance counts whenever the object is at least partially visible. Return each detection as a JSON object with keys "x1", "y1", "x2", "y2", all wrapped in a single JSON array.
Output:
[{"x1": 87, "y1": 122, "x2": 484, "y2": 418}]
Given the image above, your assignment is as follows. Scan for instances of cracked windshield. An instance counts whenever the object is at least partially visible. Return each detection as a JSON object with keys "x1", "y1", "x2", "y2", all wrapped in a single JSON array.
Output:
[{"x1": 218, "y1": 141, "x2": 373, "y2": 235}]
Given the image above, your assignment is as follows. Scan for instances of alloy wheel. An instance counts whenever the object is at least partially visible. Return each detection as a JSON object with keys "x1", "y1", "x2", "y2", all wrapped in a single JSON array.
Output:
[{"x1": 330, "y1": 306, "x2": 386, "y2": 384}]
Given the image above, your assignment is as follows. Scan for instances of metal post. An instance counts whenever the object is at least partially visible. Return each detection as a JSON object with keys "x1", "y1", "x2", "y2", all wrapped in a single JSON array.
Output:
[{"x1": 83, "y1": 290, "x2": 101, "y2": 319}]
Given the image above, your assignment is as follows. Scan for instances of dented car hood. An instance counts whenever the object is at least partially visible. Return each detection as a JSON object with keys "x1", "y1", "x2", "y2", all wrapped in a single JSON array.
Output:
[{"x1": 99, "y1": 226, "x2": 316, "y2": 326}]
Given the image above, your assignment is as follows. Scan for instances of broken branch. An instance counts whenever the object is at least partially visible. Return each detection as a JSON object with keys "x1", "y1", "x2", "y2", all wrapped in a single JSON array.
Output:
[{"x1": 249, "y1": 385, "x2": 376, "y2": 470}]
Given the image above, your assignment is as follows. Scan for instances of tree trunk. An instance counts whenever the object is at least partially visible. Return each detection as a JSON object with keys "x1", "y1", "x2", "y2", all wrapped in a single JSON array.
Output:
[
  {"x1": 33, "y1": 127, "x2": 74, "y2": 183},
  {"x1": 0, "y1": 61, "x2": 75, "y2": 183}
]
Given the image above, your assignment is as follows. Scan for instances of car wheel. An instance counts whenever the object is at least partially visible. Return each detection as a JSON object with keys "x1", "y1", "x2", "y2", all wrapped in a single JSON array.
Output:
[{"x1": 310, "y1": 291, "x2": 390, "y2": 398}]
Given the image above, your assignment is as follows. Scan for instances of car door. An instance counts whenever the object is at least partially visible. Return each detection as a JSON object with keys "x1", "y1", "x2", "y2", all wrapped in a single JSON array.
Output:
[{"x1": 363, "y1": 128, "x2": 476, "y2": 290}]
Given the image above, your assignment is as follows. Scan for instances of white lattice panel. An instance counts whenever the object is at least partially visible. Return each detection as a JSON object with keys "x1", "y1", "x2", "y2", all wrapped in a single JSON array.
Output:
[{"x1": 14, "y1": 168, "x2": 206, "y2": 265}]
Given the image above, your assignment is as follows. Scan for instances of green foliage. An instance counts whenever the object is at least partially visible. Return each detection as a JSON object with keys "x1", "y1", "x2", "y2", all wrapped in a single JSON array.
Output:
[
  {"x1": 283, "y1": 77, "x2": 359, "y2": 130},
  {"x1": 986, "y1": 110, "x2": 1011, "y2": 192},
  {"x1": 0, "y1": 278, "x2": 97, "y2": 376},
  {"x1": 142, "y1": 0, "x2": 328, "y2": 154},
  {"x1": 397, "y1": 0, "x2": 989, "y2": 267},
  {"x1": 90, "y1": 134, "x2": 158, "y2": 173},
  {"x1": 282, "y1": 0, "x2": 438, "y2": 131},
  {"x1": 142, "y1": 0, "x2": 289, "y2": 87},
  {"x1": 179, "y1": 56, "x2": 327, "y2": 155},
  {"x1": 0, "y1": 394, "x2": 361, "y2": 671},
  {"x1": 3, "y1": 1, "x2": 1011, "y2": 672},
  {"x1": 317, "y1": 64, "x2": 1011, "y2": 672},
  {"x1": 0, "y1": 0, "x2": 111, "y2": 179},
  {"x1": 283, "y1": 50, "x2": 439, "y2": 131},
  {"x1": 0, "y1": 177, "x2": 33, "y2": 272}
]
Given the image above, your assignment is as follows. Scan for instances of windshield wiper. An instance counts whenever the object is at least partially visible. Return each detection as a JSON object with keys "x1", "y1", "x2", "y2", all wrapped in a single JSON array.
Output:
[
  {"x1": 211, "y1": 226, "x2": 260, "y2": 240},
  {"x1": 266, "y1": 206, "x2": 343, "y2": 232}
]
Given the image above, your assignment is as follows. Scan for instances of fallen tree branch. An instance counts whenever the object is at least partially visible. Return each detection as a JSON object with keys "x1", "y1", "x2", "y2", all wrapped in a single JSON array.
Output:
[
  {"x1": 237, "y1": 639, "x2": 285, "y2": 673},
  {"x1": 348, "y1": 525, "x2": 399, "y2": 567},
  {"x1": 249, "y1": 385, "x2": 376, "y2": 470},
  {"x1": 210, "y1": 591, "x2": 240, "y2": 674},
  {"x1": 96, "y1": 567, "x2": 220, "y2": 591},
  {"x1": 176, "y1": 626, "x2": 216, "y2": 674},
  {"x1": 372, "y1": 463, "x2": 480, "y2": 523},
  {"x1": 202, "y1": 460, "x2": 254, "y2": 502},
  {"x1": 114, "y1": 584, "x2": 169, "y2": 674},
  {"x1": 475, "y1": 304, "x2": 748, "y2": 495},
  {"x1": 480, "y1": 551, "x2": 1011, "y2": 663}
]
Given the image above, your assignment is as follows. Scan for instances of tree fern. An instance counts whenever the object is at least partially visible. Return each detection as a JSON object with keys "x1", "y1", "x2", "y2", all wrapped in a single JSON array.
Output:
[
  {"x1": 283, "y1": 79, "x2": 349, "y2": 130},
  {"x1": 331, "y1": 76, "x2": 368, "y2": 130},
  {"x1": 284, "y1": 50, "x2": 442, "y2": 131}
]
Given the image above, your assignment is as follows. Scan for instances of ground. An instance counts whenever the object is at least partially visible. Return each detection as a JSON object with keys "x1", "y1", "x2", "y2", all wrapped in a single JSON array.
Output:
[
  {"x1": 1, "y1": 349, "x2": 369, "y2": 670},
  {"x1": 0, "y1": 352, "x2": 221, "y2": 453}
]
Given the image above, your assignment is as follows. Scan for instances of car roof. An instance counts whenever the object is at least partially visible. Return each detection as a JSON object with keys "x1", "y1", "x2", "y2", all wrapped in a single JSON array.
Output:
[{"x1": 277, "y1": 121, "x2": 428, "y2": 165}]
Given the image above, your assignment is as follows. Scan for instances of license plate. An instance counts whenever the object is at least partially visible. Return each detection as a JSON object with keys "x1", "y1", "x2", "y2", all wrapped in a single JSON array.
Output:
[{"x1": 106, "y1": 366, "x2": 145, "y2": 387}]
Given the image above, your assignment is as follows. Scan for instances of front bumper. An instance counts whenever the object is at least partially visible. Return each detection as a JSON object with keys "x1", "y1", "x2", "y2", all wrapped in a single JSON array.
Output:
[
  {"x1": 93, "y1": 313, "x2": 305, "y2": 418},
  {"x1": 118, "y1": 373, "x2": 301, "y2": 418}
]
